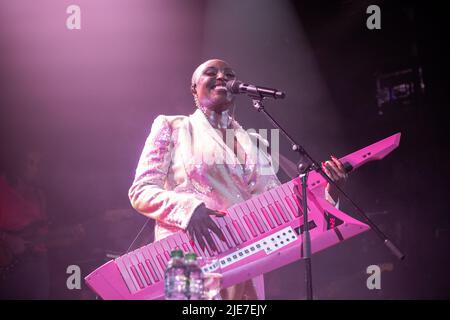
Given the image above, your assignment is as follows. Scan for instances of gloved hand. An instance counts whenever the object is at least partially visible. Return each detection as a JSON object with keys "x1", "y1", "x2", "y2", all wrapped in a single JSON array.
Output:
[{"x1": 187, "y1": 204, "x2": 226, "y2": 252}]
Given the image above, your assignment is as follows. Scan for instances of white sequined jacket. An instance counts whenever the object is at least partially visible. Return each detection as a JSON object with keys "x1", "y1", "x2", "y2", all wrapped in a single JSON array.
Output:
[
  {"x1": 129, "y1": 108, "x2": 281, "y2": 241},
  {"x1": 129, "y1": 108, "x2": 281, "y2": 300}
]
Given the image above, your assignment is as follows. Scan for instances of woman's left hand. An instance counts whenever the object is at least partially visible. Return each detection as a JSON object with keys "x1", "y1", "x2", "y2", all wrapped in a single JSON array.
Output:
[{"x1": 322, "y1": 155, "x2": 348, "y2": 203}]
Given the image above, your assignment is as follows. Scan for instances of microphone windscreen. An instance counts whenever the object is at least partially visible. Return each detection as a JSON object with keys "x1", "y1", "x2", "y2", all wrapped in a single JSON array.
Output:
[{"x1": 226, "y1": 80, "x2": 242, "y2": 94}]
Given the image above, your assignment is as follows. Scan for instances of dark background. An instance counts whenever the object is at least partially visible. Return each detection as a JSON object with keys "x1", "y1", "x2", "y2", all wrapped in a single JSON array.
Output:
[{"x1": 0, "y1": 0, "x2": 448, "y2": 299}]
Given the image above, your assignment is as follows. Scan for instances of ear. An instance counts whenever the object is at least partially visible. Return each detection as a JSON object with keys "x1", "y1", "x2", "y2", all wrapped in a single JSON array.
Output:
[{"x1": 191, "y1": 83, "x2": 197, "y2": 95}]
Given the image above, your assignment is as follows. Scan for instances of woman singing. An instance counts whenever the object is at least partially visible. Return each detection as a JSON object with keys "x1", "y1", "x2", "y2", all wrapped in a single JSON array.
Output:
[{"x1": 128, "y1": 59, "x2": 347, "y2": 299}]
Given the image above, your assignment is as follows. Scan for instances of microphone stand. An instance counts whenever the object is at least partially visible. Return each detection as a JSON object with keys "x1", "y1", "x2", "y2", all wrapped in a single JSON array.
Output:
[{"x1": 249, "y1": 96, "x2": 405, "y2": 300}]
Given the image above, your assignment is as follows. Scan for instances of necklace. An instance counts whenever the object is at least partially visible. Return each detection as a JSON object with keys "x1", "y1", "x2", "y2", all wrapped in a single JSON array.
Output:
[{"x1": 198, "y1": 107, "x2": 232, "y2": 129}]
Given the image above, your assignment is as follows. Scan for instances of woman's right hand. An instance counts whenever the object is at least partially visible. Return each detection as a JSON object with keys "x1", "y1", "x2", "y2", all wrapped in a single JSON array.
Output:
[{"x1": 187, "y1": 204, "x2": 226, "y2": 253}]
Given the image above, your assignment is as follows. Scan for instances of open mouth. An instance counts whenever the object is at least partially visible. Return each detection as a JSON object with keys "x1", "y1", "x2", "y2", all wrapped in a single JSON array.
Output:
[
  {"x1": 211, "y1": 83, "x2": 227, "y2": 91},
  {"x1": 213, "y1": 85, "x2": 227, "y2": 91}
]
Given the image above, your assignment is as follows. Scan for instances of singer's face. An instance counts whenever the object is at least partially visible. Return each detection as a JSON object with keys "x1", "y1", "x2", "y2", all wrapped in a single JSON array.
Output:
[{"x1": 192, "y1": 59, "x2": 236, "y2": 112}]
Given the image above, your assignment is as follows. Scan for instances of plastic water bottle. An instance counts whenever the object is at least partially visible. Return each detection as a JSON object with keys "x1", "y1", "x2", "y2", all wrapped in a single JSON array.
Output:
[
  {"x1": 185, "y1": 253, "x2": 204, "y2": 300},
  {"x1": 164, "y1": 249, "x2": 188, "y2": 300}
]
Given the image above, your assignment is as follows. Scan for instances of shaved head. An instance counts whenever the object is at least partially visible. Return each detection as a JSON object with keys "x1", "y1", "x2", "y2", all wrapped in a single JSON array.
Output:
[
  {"x1": 191, "y1": 59, "x2": 230, "y2": 88},
  {"x1": 190, "y1": 59, "x2": 236, "y2": 112}
]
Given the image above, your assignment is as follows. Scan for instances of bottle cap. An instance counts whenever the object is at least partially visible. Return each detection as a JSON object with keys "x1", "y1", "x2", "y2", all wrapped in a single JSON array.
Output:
[
  {"x1": 185, "y1": 253, "x2": 197, "y2": 261},
  {"x1": 170, "y1": 249, "x2": 184, "y2": 258}
]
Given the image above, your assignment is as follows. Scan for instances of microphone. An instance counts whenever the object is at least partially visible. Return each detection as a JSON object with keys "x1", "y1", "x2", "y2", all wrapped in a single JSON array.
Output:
[{"x1": 226, "y1": 80, "x2": 286, "y2": 99}]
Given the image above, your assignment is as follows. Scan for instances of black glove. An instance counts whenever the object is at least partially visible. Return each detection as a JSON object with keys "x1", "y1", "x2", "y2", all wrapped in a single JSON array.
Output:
[{"x1": 187, "y1": 204, "x2": 226, "y2": 252}]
